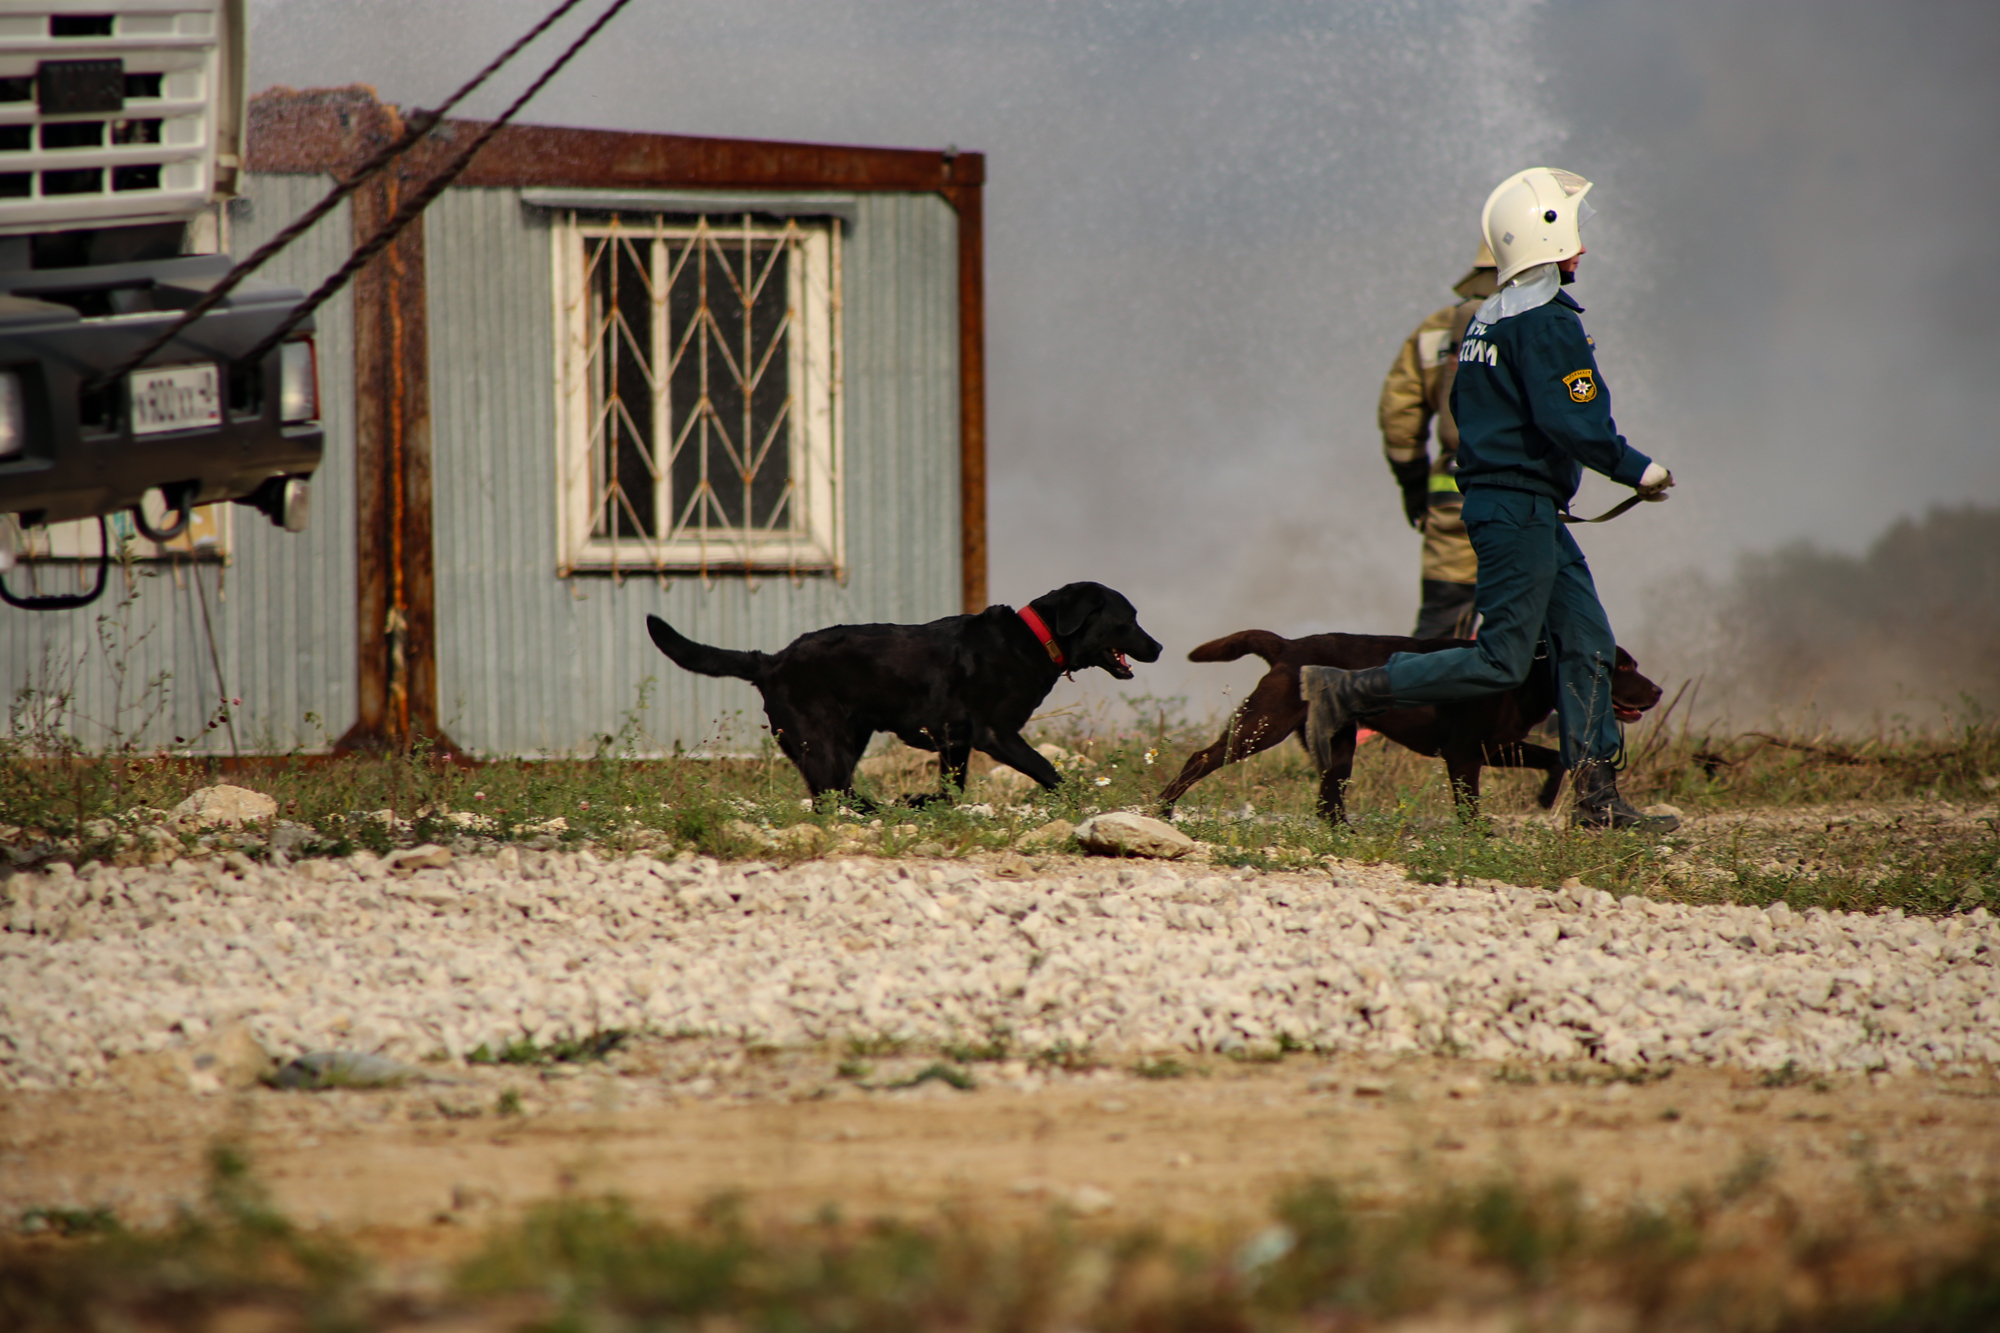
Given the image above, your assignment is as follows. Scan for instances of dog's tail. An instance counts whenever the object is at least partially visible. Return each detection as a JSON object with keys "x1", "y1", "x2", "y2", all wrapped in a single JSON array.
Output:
[
  {"x1": 646, "y1": 614, "x2": 769, "y2": 682},
  {"x1": 1187, "y1": 629, "x2": 1289, "y2": 665}
]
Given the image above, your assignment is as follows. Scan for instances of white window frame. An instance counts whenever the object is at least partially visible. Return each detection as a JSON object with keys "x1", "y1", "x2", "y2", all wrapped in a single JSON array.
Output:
[{"x1": 552, "y1": 210, "x2": 843, "y2": 577}]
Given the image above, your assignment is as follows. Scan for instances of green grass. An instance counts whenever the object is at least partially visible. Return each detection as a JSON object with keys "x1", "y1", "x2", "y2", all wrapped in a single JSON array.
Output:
[
  {"x1": 887, "y1": 1062, "x2": 976, "y2": 1092},
  {"x1": 1, "y1": 1143, "x2": 366, "y2": 1333},
  {"x1": 14, "y1": 1206, "x2": 118, "y2": 1239},
  {"x1": 465, "y1": 1028, "x2": 629, "y2": 1066},
  {"x1": 2, "y1": 679, "x2": 1995, "y2": 917},
  {"x1": 941, "y1": 1031, "x2": 1014, "y2": 1064},
  {"x1": 5, "y1": 1143, "x2": 1997, "y2": 1333}
]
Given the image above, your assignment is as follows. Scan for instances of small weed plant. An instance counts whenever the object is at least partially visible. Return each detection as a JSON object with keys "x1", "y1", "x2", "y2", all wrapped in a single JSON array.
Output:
[
  {"x1": 0, "y1": 675, "x2": 1993, "y2": 917},
  {"x1": 5, "y1": 1143, "x2": 1997, "y2": 1332}
]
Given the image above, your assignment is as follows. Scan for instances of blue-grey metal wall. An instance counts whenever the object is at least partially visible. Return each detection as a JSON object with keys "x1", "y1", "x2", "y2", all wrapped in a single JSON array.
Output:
[
  {"x1": 423, "y1": 188, "x2": 961, "y2": 755},
  {"x1": 0, "y1": 174, "x2": 357, "y2": 753}
]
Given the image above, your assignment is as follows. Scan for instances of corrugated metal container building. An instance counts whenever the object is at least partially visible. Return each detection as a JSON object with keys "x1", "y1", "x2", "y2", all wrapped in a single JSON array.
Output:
[{"x1": 0, "y1": 87, "x2": 986, "y2": 758}]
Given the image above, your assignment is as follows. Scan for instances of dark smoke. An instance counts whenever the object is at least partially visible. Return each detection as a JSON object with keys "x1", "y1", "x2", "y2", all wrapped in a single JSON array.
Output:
[{"x1": 1638, "y1": 506, "x2": 2000, "y2": 730}]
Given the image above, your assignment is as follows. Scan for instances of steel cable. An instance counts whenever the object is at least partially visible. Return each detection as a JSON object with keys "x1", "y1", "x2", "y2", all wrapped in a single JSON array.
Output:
[
  {"x1": 234, "y1": 0, "x2": 638, "y2": 371},
  {"x1": 94, "y1": 0, "x2": 598, "y2": 389}
]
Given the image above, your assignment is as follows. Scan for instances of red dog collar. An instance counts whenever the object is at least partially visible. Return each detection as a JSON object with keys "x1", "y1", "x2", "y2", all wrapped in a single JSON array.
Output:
[{"x1": 1018, "y1": 605, "x2": 1065, "y2": 667}]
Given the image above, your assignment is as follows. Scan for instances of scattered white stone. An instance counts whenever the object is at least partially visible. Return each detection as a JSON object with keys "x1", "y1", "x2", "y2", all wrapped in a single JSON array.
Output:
[
  {"x1": 1074, "y1": 812, "x2": 1195, "y2": 860},
  {"x1": 388, "y1": 844, "x2": 454, "y2": 873},
  {"x1": 1017, "y1": 819, "x2": 1076, "y2": 851},
  {"x1": 0, "y1": 846, "x2": 1994, "y2": 1091},
  {"x1": 1066, "y1": 1184, "x2": 1117, "y2": 1215},
  {"x1": 171, "y1": 784, "x2": 277, "y2": 829},
  {"x1": 274, "y1": 1050, "x2": 431, "y2": 1090},
  {"x1": 1036, "y1": 744, "x2": 1094, "y2": 771}
]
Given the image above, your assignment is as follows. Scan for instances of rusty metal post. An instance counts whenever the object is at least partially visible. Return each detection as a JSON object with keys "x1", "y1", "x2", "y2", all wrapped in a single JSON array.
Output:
[
  {"x1": 333, "y1": 93, "x2": 457, "y2": 756},
  {"x1": 946, "y1": 163, "x2": 987, "y2": 614}
]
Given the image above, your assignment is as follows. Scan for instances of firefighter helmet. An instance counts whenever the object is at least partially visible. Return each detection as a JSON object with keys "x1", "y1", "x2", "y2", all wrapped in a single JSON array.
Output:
[{"x1": 1481, "y1": 168, "x2": 1594, "y2": 286}]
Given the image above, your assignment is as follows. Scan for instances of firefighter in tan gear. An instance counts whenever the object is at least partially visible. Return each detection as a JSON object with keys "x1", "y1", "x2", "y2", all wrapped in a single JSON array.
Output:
[{"x1": 1378, "y1": 241, "x2": 1499, "y2": 638}]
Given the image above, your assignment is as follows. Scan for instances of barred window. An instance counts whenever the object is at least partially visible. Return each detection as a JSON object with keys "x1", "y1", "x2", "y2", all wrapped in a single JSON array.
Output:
[{"x1": 553, "y1": 212, "x2": 842, "y2": 575}]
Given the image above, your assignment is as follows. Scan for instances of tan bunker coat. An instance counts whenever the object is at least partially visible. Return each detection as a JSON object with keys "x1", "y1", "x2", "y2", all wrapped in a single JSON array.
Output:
[{"x1": 1378, "y1": 268, "x2": 1496, "y2": 587}]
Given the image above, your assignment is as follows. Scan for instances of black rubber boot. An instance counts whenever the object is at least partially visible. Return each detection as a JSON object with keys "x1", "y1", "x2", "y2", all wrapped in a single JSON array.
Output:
[
  {"x1": 1299, "y1": 665, "x2": 1395, "y2": 772},
  {"x1": 1570, "y1": 760, "x2": 1680, "y2": 833}
]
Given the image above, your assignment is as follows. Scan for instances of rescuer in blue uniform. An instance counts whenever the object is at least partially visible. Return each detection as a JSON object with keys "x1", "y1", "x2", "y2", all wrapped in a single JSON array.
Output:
[{"x1": 1302, "y1": 167, "x2": 1678, "y2": 832}]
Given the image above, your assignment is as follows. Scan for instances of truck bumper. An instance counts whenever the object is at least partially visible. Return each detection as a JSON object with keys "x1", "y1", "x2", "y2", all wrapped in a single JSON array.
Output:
[{"x1": 0, "y1": 254, "x2": 324, "y2": 528}]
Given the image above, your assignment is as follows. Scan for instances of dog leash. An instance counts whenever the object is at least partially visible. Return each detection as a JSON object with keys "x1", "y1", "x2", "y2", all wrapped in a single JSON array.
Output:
[{"x1": 1561, "y1": 492, "x2": 1666, "y2": 525}]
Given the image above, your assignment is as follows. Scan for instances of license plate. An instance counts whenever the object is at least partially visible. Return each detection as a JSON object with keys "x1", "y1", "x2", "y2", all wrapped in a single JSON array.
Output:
[{"x1": 130, "y1": 363, "x2": 222, "y2": 437}]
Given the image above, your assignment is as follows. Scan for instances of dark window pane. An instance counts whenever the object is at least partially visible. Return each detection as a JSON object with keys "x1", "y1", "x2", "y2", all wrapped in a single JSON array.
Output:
[
  {"x1": 747, "y1": 244, "x2": 791, "y2": 531},
  {"x1": 0, "y1": 126, "x2": 28, "y2": 152},
  {"x1": 666, "y1": 231, "x2": 791, "y2": 537},
  {"x1": 111, "y1": 163, "x2": 159, "y2": 191},
  {"x1": 665, "y1": 240, "x2": 705, "y2": 534},
  {"x1": 0, "y1": 78, "x2": 31, "y2": 103},
  {"x1": 588, "y1": 235, "x2": 656, "y2": 540},
  {"x1": 0, "y1": 173, "x2": 29, "y2": 198},
  {"x1": 123, "y1": 73, "x2": 162, "y2": 99}
]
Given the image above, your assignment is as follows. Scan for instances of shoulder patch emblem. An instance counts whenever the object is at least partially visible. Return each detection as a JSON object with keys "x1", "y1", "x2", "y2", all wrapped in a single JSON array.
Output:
[{"x1": 1562, "y1": 369, "x2": 1598, "y2": 403}]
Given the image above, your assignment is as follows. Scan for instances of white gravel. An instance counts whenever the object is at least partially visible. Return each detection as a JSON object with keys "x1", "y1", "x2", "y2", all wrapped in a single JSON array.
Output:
[{"x1": 2, "y1": 847, "x2": 1996, "y2": 1090}]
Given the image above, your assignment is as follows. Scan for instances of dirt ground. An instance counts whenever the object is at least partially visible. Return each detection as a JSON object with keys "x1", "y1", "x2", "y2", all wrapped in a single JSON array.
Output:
[{"x1": 5, "y1": 1041, "x2": 1996, "y2": 1268}]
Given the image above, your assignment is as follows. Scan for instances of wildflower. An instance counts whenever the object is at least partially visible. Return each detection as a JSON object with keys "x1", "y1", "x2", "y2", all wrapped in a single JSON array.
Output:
[
  {"x1": 229, "y1": 696, "x2": 241, "y2": 707},
  {"x1": 1144, "y1": 747, "x2": 1158, "y2": 766},
  {"x1": 473, "y1": 791, "x2": 487, "y2": 802},
  {"x1": 1094, "y1": 775, "x2": 1111, "y2": 787},
  {"x1": 579, "y1": 799, "x2": 591, "y2": 811}
]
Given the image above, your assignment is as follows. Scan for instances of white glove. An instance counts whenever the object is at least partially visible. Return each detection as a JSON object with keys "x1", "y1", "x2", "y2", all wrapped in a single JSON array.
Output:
[{"x1": 1637, "y1": 462, "x2": 1674, "y2": 499}]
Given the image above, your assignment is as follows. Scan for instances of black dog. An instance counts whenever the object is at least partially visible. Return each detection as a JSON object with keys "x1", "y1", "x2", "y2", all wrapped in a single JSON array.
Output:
[{"x1": 645, "y1": 582, "x2": 1162, "y2": 802}]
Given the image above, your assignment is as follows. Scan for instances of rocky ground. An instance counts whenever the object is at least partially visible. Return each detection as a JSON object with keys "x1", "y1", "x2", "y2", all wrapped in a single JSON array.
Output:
[
  {"x1": 2, "y1": 831, "x2": 1997, "y2": 1095},
  {"x1": 3, "y1": 816, "x2": 1997, "y2": 1301}
]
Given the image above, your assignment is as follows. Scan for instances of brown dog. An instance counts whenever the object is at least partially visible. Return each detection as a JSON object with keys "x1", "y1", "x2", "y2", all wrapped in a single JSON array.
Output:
[{"x1": 1158, "y1": 630, "x2": 1663, "y2": 823}]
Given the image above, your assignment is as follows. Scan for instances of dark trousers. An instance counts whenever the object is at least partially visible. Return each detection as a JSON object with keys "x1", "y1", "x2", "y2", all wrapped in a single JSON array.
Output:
[
  {"x1": 1412, "y1": 579, "x2": 1478, "y2": 639},
  {"x1": 1383, "y1": 486, "x2": 1622, "y2": 768}
]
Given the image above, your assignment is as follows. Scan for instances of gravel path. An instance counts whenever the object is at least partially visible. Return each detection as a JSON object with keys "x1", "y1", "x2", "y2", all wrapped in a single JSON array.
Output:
[{"x1": 3, "y1": 845, "x2": 1996, "y2": 1090}]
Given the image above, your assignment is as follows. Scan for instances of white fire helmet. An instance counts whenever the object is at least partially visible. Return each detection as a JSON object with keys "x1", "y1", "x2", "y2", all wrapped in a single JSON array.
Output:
[{"x1": 1481, "y1": 168, "x2": 1595, "y2": 286}]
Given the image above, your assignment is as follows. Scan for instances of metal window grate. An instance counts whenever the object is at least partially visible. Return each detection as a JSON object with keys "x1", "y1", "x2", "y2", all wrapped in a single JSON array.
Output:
[{"x1": 556, "y1": 212, "x2": 842, "y2": 578}]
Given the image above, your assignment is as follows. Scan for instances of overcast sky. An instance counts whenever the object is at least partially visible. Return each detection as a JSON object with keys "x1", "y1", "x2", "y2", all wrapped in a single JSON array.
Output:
[{"x1": 251, "y1": 0, "x2": 2000, "y2": 719}]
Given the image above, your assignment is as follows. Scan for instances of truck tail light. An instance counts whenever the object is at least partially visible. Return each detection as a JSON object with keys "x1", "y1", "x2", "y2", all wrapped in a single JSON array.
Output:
[
  {"x1": 279, "y1": 338, "x2": 318, "y2": 424},
  {"x1": 0, "y1": 372, "x2": 24, "y2": 459}
]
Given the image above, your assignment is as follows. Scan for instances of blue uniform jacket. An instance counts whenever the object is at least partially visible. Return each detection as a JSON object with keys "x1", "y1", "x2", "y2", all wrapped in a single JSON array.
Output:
[{"x1": 1447, "y1": 290, "x2": 1652, "y2": 506}]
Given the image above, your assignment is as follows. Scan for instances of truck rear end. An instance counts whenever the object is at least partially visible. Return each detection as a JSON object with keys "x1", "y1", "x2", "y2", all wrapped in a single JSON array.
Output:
[{"x1": 0, "y1": 0, "x2": 320, "y2": 559}]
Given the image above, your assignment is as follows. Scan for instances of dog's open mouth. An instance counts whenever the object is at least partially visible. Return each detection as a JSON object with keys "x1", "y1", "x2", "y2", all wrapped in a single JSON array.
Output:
[
  {"x1": 1614, "y1": 706, "x2": 1644, "y2": 723},
  {"x1": 1107, "y1": 649, "x2": 1133, "y2": 678}
]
